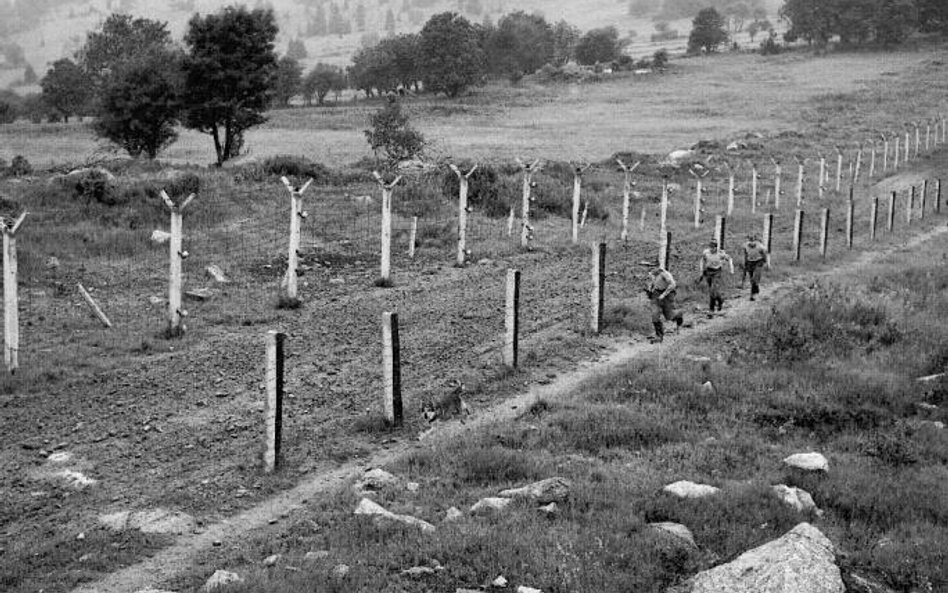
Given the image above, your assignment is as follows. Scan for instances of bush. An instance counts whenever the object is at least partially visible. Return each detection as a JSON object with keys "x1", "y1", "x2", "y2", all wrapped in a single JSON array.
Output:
[
  {"x1": 73, "y1": 168, "x2": 120, "y2": 205},
  {"x1": 261, "y1": 154, "x2": 332, "y2": 182},
  {"x1": 439, "y1": 162, "x2": 507, "y2": 218},
  {"x1": 760, "y1": 34, "x2": 780, "y2": 55},
  {"x1": 8, "y1": 155, "x2": 32, "y2": 177},
  {"x1": 0, "y1": 100, "x2": 16, "y2": 124}
]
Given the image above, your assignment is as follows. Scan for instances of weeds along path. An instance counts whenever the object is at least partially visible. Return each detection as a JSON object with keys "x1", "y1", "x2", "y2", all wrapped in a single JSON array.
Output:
[{"x1": 71, "y1": 195, "x2": 948, "y2": 593}]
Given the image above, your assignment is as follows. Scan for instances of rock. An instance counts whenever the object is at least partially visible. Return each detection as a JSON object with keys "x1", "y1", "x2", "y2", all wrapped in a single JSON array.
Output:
[
  {"x1": 470, "y1": 497, "x2": 513, "y2": 515},
  {"x1": 539, "y1": 502, "x2": 558, "y2": 516},
  {"x1": 46, "y1": 256, "x2": 60, "y2": 269},
  {"x1": 99, "y1": 511, "x2": 131, "y2": 531},
  {"x1": 331, "y1": 564, "x2": 350, "y2": 579},
  {"x1": 407, "y1": 481, "x2": 420, "y2": 493},
  {"x1": 492, "y1": 575, "x2": 509, "y2": 587},
  {"x1": 151, "y1": 230, "x2": 171, "y2": 245},
  {"x1": 65, "y1": 166, "x2": 116, "y2": 181},
  {"x1": 844, "y1": 571, "x2": 899, "y2": 593},
  {"x1": 726, "y1": 141, "x2": 748, "y2": 151},
  {"x1": 76, "y1": 532, "x2": 85, "y2": 540},
  {"x1": 517, "y1": 587, "x2": 543, "y2": 593},
  {"x1": 205, "y1": 265, "x2": 230, "y2": 283},
  {"x1": 353, "y1": 497, "x2": 436, "y2": 533},
  {"x1": 701, "y1": 381, "x2": 716, "y2": 395},
  {"x1": 148, "y1": 296, "x2": 163, "y2": 305},
  {"x1": 401, "y1": 566, "x2": 436, "y2": 577},
  {"x1": 305, "y1": 550, "x2": 330, "y2": 561},
  {"x1": 263, "y1": 554, "x2": 281, "y2": 566},
  {"x1": 664, "y1": 149, "x2": 696, "y2": 164},
  {"x1": 663, "y1": 480, "x2": 721, "y2": 499},
  {"x1": 649, "y1": 522, "x2": 697, "y2": 548},
  {"x1": 355, "y1": 468, "x2": 398, "y2": 492},
  {"x1": 444, "y1": 507, "x2": 463, "y2": 521},
  {"x1": 498, "y1": 477, "x2": 571, "y2": 504},
  {"x1": 915, "y1": 402, "x2": 938, "y2": 412},
  {"x1": 329, "y1": 278, "x2": 345, "y2": 285},
  {"x1": 185, "y1": 288, "x2": 213, "y2": 301},
  {"x1": 457, "y1": 589, "x2": 483, "y2": 593},
  {"x1": 689, "y1": 523, "x2": 843, "y2": 593},
  {"x1": 57, "y1": 469, "x2": 97, "y2": 489},
  {"x1": 202, "y1": 570, "x2": 243, "y2": 591},
  {"x1": 772, "y1": 485, "x2": 821, "y2": 514},
  {"x1": 48, "y1": 451, "x2": 73, "y2": 463},
  {"x1": 134, "y1": 589, "x2": 177, "y2": 593},
  {"x1": 915, "y1": 372, "x2": 945, "y2": 383},
  {"x1": 783, "y1": 452, "x2": 829, "y2": 472}
]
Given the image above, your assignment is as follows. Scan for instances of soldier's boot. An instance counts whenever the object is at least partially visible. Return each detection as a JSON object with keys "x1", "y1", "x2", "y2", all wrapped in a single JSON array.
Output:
[{"x1": 648, "y1": 321, "x2": 664, "y2": 343}]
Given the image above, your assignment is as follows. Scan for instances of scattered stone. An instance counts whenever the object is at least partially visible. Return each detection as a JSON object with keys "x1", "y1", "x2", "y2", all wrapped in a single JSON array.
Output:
[
  {"x1": 48, "y1": 451, "x2": 73, "y2": 463},
  {"x1": 772, "y1": 484, "x2": 821, "y2": 515},
  {"x1": 517, "y1": 587, "x2": 543, "y2": 593},
  {"x1": 205, "y1": 265, "x2": 229, "y2": 283},
  {"x1": 46, "y1": 256, "x2": 60, "y2": 270},
  {"x1": 263, "y1": 554, "x2": 281, "y2": 567},
  {"x1": 148, "y1": 296, "x2": 163, "y2": 306},
  {"x1": 726, "y1": 140, "x2": 748, "y2": 151},
  {"x1": 689, "y1": 523, "x2": 843, "y2": 593},
  {"x1": 304, "y1": 550, "x2": 330, "y2": 561},
  {"x1": 76, "y1": 532, "x2": 85, "y2": 541},
  {"x1": 915, "y1": 373, "x2": 945, "y2": 383},
  {"x1": 354, "y1": 497, "x2": 436, "y2": 533},
  {"x1": 401, "y1": 566, "x2": 436, "y2": 577},
  {"x1": 57, "y1": 469, "x2": 97, "y2": 489},
  {"x1": 331, "y1": 564, "x2": 350, "y2": 579},
  {"x1": 202, "y1": 569, "x2": 243, "y2": 591},
  {"x1": 498, "y1": 477, "x2": 571, "y2": 504},
  {"x1": 151, "y1": 230, "x2": 171, "y2": 245},
  {"x1": 329, "y1": 278, "x2": 345, "y2": 285},
  {"x1": 407, "y1": 481, "x2": 420, "y2": 493},
  {"x1": 701, "y1": 381, "x2": 716, "y2": 395},
  {"x1": 663, "y1": 480, "x2": 721, "y2": 499},
  {"x1": 444, "y1": 507, "x2": 463, "y2": 522},
  {"x1": 185, "y1": 288, "x2": 213, "y2": 301},
  {"x1": 470, "y1": 497, "x2": 513, "y2": 515},
  {"x1": 539, "y1": 502, "x2": 558, "y2": 516},
  {"x1": 492, "y1": 575, "x2": 509, "y2": 588},
  {"x1": 783, "y1": 452, "x2": 829, "y2": 472},
  {"x1": 915, "y1": 402, "x2": 938, "y2": 412},
  {"x1": 355, "y1": 468, "x2": 398, "y2": 492},
  {"x1": 649, "y1": 522, "x2": 697, "y2": 548}
]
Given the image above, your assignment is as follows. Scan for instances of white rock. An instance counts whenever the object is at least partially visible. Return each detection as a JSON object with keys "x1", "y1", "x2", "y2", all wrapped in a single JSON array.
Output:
[
  {"x1": 517, "y1": 587, "x2": 544, "y2": 593},
  {"x1": 202, "y1": 570, "x2": 243, "y2": 591},
  {"x1": 783, "y1": 452, "x2": 829, "y2": 472},
  {"x1": 492, "y1": 575, "x2": 509, "y2": 587},
  {"x1": 47, "y1": 451, "x2": 73, "y2": 463},
  {"x1": 444, "y1": 506, "x2": 463, "y2": 521},
  {"x1": 205, "y1": 265, "x2": 230, "y2": 283},
  {"x1": 46, "y1": 256, "x2": 61, "y2": 269},
  {"x1": 701, "y1": 381, "x2": 716, "y2": 395},
  {"x1": 649, "y1": 521, "x2": 697, "y2": 547},
  {"x1": 690, "y1": 523, "x2": 843, "y2": 593},
  {"x1": 539, "y1": 502, "x2": 558, "y2": 516},
  {"x1": 772, "y1": 485, "x2": 820, "y2": 514},
  {"x1": 151, "y1": 230, "x2": 171, "y2": 245},
  {"x1": 185, "y1": 288, "x2": 213, "y2": 301},
  {"x1": 355, "y1": 468, "x2": 398, "y2": 492},
  {"x1": 57, "y1": 469, "x2": 97, "y2": 489},
  {"x1": 99, "y1": 511, "x2": 131, "y2": 531},
  {"x1": 401, "y1": 566, "x2": 435, "y2": 577},
  {"x1": 663, "y1": 480, "x2": 721, "y2": 498},
  {"x1": 305, "y1": 550, "x2": 330, "y2": 561},
  {"x1": 353, "y1": 497, "x2": 435, "y2": 533},
  {"x1": 331, "y1": 564, "x2": 350, "y2": 579},
  {"x1": 263, "y1": 554, "x2": 281, "y2": 566},
  {"x1": 916, "y1": 372, "x2": 945, "y2": 383},
  {"x1": 665, "y1": 149, "x2": 696, "y2": 164},
  {"x1": 470, "y1": 497, "x2": 513, "y2": 514},
  {"x1": 407, "y1": 481, "x2": 420, "y2": 492},
  {"x1": 499, "y1": 477, "x2": 571, "y2": 504},
  {"x1": 148, "y1": 296, "x2": 163, "y2": 305}
]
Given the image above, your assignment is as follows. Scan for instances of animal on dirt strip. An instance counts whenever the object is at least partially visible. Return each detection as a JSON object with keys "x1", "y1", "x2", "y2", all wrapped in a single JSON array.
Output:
[{"x1": 422, "y1": 379, "x2": 472, "y2": 423}]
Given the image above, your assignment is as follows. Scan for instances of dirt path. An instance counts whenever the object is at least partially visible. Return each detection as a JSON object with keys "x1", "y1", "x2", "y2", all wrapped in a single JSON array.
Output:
[{"x1": 72, "y1": 212, "x2": 948, "y2": 593}]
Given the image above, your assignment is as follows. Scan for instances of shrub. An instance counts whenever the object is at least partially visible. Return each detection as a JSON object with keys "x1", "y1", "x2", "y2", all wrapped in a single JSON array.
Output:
[
  {"x1": 760, "y1": 34, "x2": 780, "y2": 55},
  {"x1": 73, "y1": 168, "x2": 121, "y2": 205},
  {"x1": 8, "y1": 155, "x2": 32, "y2": 177},
  {"x1": 439, "y1": 162, "x2": 507, "y2": 218},
  {"x1": 261, "y1": 154, "x2": 332, "y2": 183}
]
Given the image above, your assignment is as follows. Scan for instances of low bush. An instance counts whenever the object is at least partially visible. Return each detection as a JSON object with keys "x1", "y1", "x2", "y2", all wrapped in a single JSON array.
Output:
[
  {"x1": 7, "y1": 155, "x2": 32, "y2": 177},
  {"x1": 439, "y1": 162, "x2": 507, "y2": 218},
  {"x1": 234, "y1": 155, "x2": 333, "y2": 184}
]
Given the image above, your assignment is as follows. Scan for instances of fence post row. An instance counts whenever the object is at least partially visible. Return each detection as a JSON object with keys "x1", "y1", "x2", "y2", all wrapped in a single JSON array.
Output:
[
  {"x1": 2, "y1": 213, "x2": 26, "y2": 374},
  {"x1": 590, "y1": 243, "x2": 606, "y2": 334},
  {"x1": 618, "y1": 159, "x2": 640, "y2": 242},
  {"x1": 381, "y1": 311, "x2": 403, "y2": 427},
  {"x1": 264, "y1": 330, "x2": 285, "y2": 473},
  {"x1": 160, "y1": 191, "x2": 195, "y2": 336},
  {"x1": 280, "y1": 177, "x2": 312, "y2": 302},
  {"x1": 504, "y1": 269, "x2": 520, "y2": 368},
  {"x1": 450, "y1": 164, "x2": 477, "y2": 266},
  {"x1": 518, "y1": 158, "x2": 541, "y2": 249},
  {"x1": 373, "y1": 172, "x2": 402, "y2": 285}
]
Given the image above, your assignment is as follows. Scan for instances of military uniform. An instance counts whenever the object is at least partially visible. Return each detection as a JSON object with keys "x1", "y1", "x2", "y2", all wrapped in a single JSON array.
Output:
[
  {"x1": 646, "y1": 268, "x2": 683, "y2": 342},
  {"x1": 700, "y1": 243, "x2": 733, "y2": 312},
  {"x1": 742, "y1": 238, "x2": 769, "y2": 300}
]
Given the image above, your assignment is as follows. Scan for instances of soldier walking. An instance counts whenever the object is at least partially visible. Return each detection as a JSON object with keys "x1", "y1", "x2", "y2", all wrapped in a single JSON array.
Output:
[
  {"x1": 645, "y1": 266, "x2": 684, "y2": 343},
  {"x1": 741, "y1": 233, "x2": 771, "y2": 301},
  {"x1": 699, "y1": 239, "x2": 734, "y2": 314}
]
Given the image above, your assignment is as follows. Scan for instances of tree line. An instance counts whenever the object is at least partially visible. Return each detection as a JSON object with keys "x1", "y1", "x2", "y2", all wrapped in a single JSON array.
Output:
[{"x1": 780, "y1": 0, "x2": 946, "y2": 47}]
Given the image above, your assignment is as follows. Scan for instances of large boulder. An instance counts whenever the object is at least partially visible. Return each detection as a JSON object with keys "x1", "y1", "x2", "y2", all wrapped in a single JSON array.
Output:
[
  {"x1": 690, "y1": 523, "x2": 844, "y2": 593},
  {"x1": 498, "y1": 477, "x2": 571, "y2": 504},
  {"x1": 783, "y1": 452, "x2": 829, "y2": 472},
  {"x1": 470, "y1": 497, "x2": 513, "y2": 515},
  {"x1": 771, "y1": 485, "x2": 820, "y2": 515},
  {"x1": 353, "y1": 497, "x2": 435, "y2": 533},
  {"x1": 663, "y1": 480, "x2": 721, "y2": 499}
]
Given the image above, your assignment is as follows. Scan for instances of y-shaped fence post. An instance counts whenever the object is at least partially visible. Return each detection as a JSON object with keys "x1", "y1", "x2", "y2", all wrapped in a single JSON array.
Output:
[
  {"x1": 617, "y1": 158, "x2": 640, "y2": 242},
  {"x1": 280, "y1": 176, "x2": 313, "y2": 303},
  {"x1": 373, "y1": 172, "x2": 402, "y2": 286},
  {"x1": 516, "y1": 158, "x2": 542, "y2": 249},
  {"x1": 449, "y1": 164, "x2": 477, "y2": 266},
  {"x1": 2, "y1": 212, "x2": 27, "y2": 373},
  {"x1": 571, "y1": 162, "x2": 592, "y2": 244},
  {"x1": 161, "y1": 191, "x2": 195, "y2": 337}
]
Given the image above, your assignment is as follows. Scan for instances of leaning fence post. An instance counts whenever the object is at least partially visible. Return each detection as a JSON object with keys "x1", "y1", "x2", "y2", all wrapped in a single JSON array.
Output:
[
  {"x1": 450, "y1": 164, "x2": 477, "y2": 266},
  {"x1": 2, "y1": 213, "x2": 26, "y2": 373},
  {"x1": 869, "y1": 197, "x2": 879, "y2": 241},
  {"x1": 763, "y1": 213, "x2": 773, "y2": 255},
  {"x1": 381, "y1": 311, "x2": 402, "y2": 427},
  {"x1": 160, "y1": 191, "x2": 195, "y2": 337},
  {"x1": 714, "y1": 215, "x2": 726, "y2": 251},
  {"x1": 77, "y1": 283, "x2": 112, "y2": 328},
  {"x1": 264, "y1": 330, "x2": 285, "y2": 473},
  {"x1": 819, "y1": 208, "x2": 830, "y2": 258},
  {"x1": 280, "y1": 177, "x2": 312, "y2": 303},
  {"x1": 517, "y1": 158, "x2": 542, "y2": 249},
  {"x1": 504, "y1": 269, "x2": 520, "y2": 368},
  {"x1": 887, "y1": 191, "x2": 896, "y2": 232},
  {"x1": 617, "y1": 159, "x2": 640, "y2": 242},
  {"x1": 793, "y1": 209, "x2": 804, "y2": 262},
  {"x1": 373, "y1": 172, "x2": 402, "y2": 285},
  {"x1": 590, "y1": 242, "x2": 606, "y2": 334},
  {"x1": 845, "y1": 200, "x2": 854, "y2": 250}
]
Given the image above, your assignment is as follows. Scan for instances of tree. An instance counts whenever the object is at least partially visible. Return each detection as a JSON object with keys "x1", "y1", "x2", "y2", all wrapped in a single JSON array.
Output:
[
  {"x1": 94, "y1": 50, "x2": 182, "y2": 159},
  {"x1": 688, "y1": 7, "x2": 729, "y2": 53},
  {"x1": 485, "y1": 11, "x2": 554, "y2": 82},
  {"x1": 287, "y1": 38, "x2": 308, "y2": 60},
  {"x1": 78, "y1": 14, "x2": 172, "y2": 90},
  {"x1": 272, "y1": 55, "x2": 303, "y2": 107},
  {"x1": 40, "y1": 58, "x2": 92, "y2": 122},
  {"x1": 918, "y1": 0, "x2": 948, "y2": 33},
  {"x1": 551, "y1": 19, "x2": 580, "y2": 66},
  {"x1": 350, "y1": 43, "x2": 398, "y2": 95},
  {"x1": 302, "y1": 63, "x2": 346, "y2": 105},
  {"x1": 182, "y1": 6, "x2": 279, "y2": 166},
  {"x1": 873, "y1": 0, "x2": 916, "y2": 45},
  {"x1": 574, "y1": 26, "x2": 622, "y2": 66},
  {"x1": 364, "y1": 98, "x2": 425, "y2": 166},
  {"x1": 418, "y1": 12, "x2": 486, "y2": 98},
  {"x1": 779, "y1": 0, "x2": 837, "y2": 46},
  {"x1": 22, "y1": 64, "x2": 37, "y2": 85}
]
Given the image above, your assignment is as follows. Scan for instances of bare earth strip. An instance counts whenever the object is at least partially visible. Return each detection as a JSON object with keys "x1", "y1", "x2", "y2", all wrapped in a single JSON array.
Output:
[{"x1": 72, "y1": 193, "x2": 948, "y2": 593}]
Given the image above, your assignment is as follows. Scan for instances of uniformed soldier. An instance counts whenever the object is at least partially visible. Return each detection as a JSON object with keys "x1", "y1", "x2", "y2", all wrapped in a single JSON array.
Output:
[
  {"x1": 699, "y1": 239, "x2": 734, "y2": 313},
  {"x1": 741, "y1": 233, "x2": 771, "y2": 301},
  {"x1": 645, "y1": 266, "x2": 684, "y2": 343}
]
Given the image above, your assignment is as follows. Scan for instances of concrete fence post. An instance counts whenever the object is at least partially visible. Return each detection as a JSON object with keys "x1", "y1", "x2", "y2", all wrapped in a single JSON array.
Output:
[
  {"x1": 373, "y1": 172, "x2": 402, "y2": 285},
  {"x1": 2, "y1": 213, "x2": 26, "y2": 373},
  {"x1": 381, "y1": 311, "x2": 403, "y2": 427},
  {"x1": 450, "y1": 163, "x2": 477, "y2": 266},
  {"x1": 160, "y1": 191, "x2": 195, "y2": 336},
  {"x1": 264, "y1": 330, "x2": 285, "y2": 473},
  {"x1": 793, "y1": 209, "x2": 804, "y2": 262},
  {"x1": 504, "y1": 269, "x2": 520, "y2": 368},
  {"x1": 590, "y1": 243, "x2": 606, "y2": 334}
]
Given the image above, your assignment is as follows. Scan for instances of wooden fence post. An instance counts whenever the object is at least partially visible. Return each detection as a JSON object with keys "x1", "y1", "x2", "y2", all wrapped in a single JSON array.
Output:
[
  {"x1": 818, "y1": 154, "x2": 826, "y2": 199},
  {"x1": 450, "y1": 164, "x2": 477, "y2": 266},
  {"x1": 869, "y1": 197, "x2": 878, "y2": 241},
  {"x1": 373, "y1": 172, "x2": 402, "y2": 285},
  {"x1": 264, "y1": 330, "x2": 285, "y2": 473},
  {"x1": 887, "y1": 191, "x2": 896, "y2": 232},
  {"x1": 926, "y1": 123, "x2": 931, "y2": 152},
  {"x1": 882, "y1": 135, "x2": 889, "y2": 172},
  {"x1": 914, "y1": 123, "x2": 920, "y2": 158},
  {"x1": 894, "y1": 137, "x2": 901, "y2": 170},
  {"x1": 160, "y1": 191, "x2": 195, "y2": 336},
  {"x1": 819, "y1": 208, "x2": 830, "y2": 258},
  {"x1": 793, "y1": 209, "x2": 804, "y2": 262},
  {"x1": 845, "y1": 200, "x2": 854, "y2": 249},
  {"x1": 381, "y1": 311, "x2": 402, "y2": 427},
  {"x1": 618, "y1": 159, "x2": 640, "y2": 242},
  {"x1": 77, "y1": 283, "x2": 112, "y2": 328},
  {"x1": 714, "y1": 215, "x2": 726, "y2": 251},
  {"x1": 507, "y1": 207, "x2": 515, "y2": 236},
  {"x1": 937, "y1": 179, "x2": 942, "y2": 215},
  {"x1": 504, "y1": 269, "x2": 520, "y2": 368},
  {"x1": 763, "y1": 213, "x2": 773, "y2": 255},
  {"x1": 660, "y1": 177, "x2": 669, "y2": 232},
  {"x1": 660, "y1": 231, "x2": 672, "y2": 270},
  {"x1": 280, "y1": 177, "x2": 312, "y2": 302},
  {"x1": 905, "y1": 131, "x2": 911, "y2": 165},
  {"x1": 2, "y1": 213, "x2": 26, "y2": 373},
  {"x1": 854, "y1": 147, "x2": 863, "y2": 185},
  {"x1": 725, "y1": 163, "x2": 735, "y2": 216},
  {"x1": 590, "y1": 243, "x2": 606, "y2": 334},
  {"x1": 690, "y1": 168, "x2": 705, "y2": 228},
  {"x1": 868, "y1": 141, "x2": 876, "y2": 180},
  {"x1": 517, "y1": 158, "x2": 542, "y2": 249}
]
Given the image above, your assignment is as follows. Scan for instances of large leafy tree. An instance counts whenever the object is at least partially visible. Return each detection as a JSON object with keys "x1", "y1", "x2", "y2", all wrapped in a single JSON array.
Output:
[
  {"x1": 574, "y1": 26, "x2": 622, "y2": 66},
  {"x1": 272, "y1": 55, "x2": 303, "y2": 107},
  {"x1": 302, "y1": 63, "x2": 346, "y2": 105},
  {"x1": 780, "y1": 0, "x2": 837, "y2": 45},
  {"x1": 551, "y1": 19, "x2": 581, "y2": 66},
  {"x1": 364, "y1": 98, "x2": 425, "y2": 166},
  {"x1": 418, "y1": 12, "x2": 486, "y2": 98},
  {"x1": 78, "y1": 14, "x2": 172, "y2": 90},
  {"x1": 350, "y1": 43, "x2": 399, "y2": 96},
  {"x1": 94, "y1": 50, "x2": 182, "y2": 159},
  {"x1": 918, "y1": 0, "x2": 948, "y2": 33},
  {"x1": 485, "y1": 11, "x2": 554, "y2": 82},
  {"x1": 182, "y1": 6, "x2": 278, "y2": 166},
  {"x1": 40, "y1": 58, "x2": 92, "y2": 122},
  {"x1": 688, "y1": 7, "x2": 730, "y2": 53}
]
